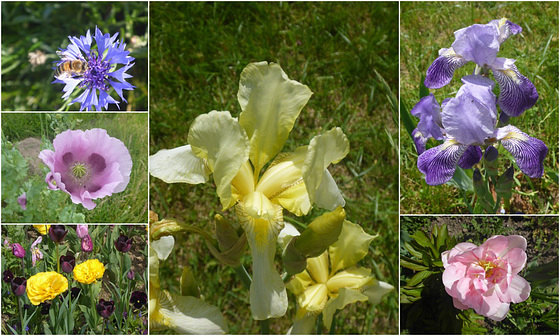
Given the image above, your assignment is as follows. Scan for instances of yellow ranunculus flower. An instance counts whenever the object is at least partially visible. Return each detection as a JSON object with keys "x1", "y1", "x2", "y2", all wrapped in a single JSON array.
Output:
[
  {"x1": 73, "y1": 259, "x2": 105, "y2": 284},
  {"x1": 26, "y1": 271, "x2": 68, "y2": 305},
  {"x1": 33, "y1": 224, "x2": 51, "y2": 235}
]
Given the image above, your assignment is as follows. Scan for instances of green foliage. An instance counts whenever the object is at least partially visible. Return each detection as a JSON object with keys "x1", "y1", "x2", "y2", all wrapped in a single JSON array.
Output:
[
  {"x1": 1, "y1": 2, "x2": 148, "y2": 111},
  {"x1": 400, "y1": 2, "x2": 559, "y2": 214}
]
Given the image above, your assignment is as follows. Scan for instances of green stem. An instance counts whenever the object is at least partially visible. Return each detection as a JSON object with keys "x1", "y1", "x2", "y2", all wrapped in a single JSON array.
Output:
[
  {"x1": 17, "y1": 295, "x2": 25, "y2": 335},
  {"x1": 233, "y1": 265, "x2": 252, "y2": 290},
  {"x1": 56, "y1": 244, "x2": 60, "y2": 274},
  {"x1": 259, "y1": 319, "x2": 270, "y2": 334},
  {"x1": 90, "y1": 284, "x2": 97, "y2": 331}
]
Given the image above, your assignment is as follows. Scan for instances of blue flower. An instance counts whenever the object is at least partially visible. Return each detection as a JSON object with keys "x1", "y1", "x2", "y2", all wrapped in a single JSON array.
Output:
[{"x1": 53, "y1": 27, "x2": 135, "y2": 111}]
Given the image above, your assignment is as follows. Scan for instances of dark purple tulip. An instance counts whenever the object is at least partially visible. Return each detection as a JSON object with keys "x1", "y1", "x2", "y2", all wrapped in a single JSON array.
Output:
[
  {"x1": 126, "y1": 269, "x2": 135, "y2": 280},
  {"x1": 49, "y1": 225, "x2": 68, "y2": 243},
  {"x1": 60, "y1": 254, "x2": 76, "y2": 273},
  {"x1": 130, "y1": 291, "x2": 147, "y2": 309},
  {"x1": 40, "y1": 302, "x2": 51, "y2": 315},
  {"x1": 11, "y1": 243, "x2": 25, "y2": 258},
  {"x1": 115, "y1": 235, "x2": 132, "y2": 253},
  {"x1": 11, "y1": 277, "x2": 26, "y2": 296},
  {"x1": 3, "y1": 270, "x2": 14, "y2": 283},
  {"x1": 81, "y1": 234, "x2": 93, "y2": 252},
  {"x1": 70, "y1": 287, "x2": 81, "y2": 299},
  {"x1": 97, "y1": 299, "x2": 115, "y2": 318}
]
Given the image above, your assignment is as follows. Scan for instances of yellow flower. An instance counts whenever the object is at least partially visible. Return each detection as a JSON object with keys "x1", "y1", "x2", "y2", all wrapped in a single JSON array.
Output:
[
  {"x1": 33, "y1": 224, "x2": 51, "y2": 235},
  {"x1": 287, "y1": 221, "x2": 394, "y2": 333},
  {"x1": 73, "y1": 259, "x2": 105, "y2": 284},
  {"x1": 26, "y1": 271, "x2": 68, "y2": 305}
]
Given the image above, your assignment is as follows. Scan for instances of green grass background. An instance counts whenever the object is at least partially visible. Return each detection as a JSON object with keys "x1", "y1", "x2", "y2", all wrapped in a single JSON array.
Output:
[
  {"x1": 400, "y1": 2, "x2": 559, "y2": 214},
  {"x1": 1, "y1": 2, "x2": 148, "y2": 111},
  {"x1": 150, "y1": 2, "x2": 398, "y2": 334},
  {"x1": 1, "y1": 113, "x2": 148, "y2": 223}
]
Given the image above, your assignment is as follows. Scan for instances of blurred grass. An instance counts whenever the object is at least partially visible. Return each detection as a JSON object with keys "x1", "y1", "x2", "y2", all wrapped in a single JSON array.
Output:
[
  {"x1": 150, "y1": 2, "x2": 398, "y2": 334},
  {"x1": 400, "y1": 2, "x2": 559, "y2": 214},
  {"x1": 1, "y1": 2, "x2": 148, "y2": 111},
  {"x1": 1, "y1": 113, "x2": 148, "y2": 223}
]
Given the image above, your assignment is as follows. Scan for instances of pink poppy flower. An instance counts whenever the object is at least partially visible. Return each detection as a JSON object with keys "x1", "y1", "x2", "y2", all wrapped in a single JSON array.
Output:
[
  {"x1": 442, "y1": 235, "x2": 531, "y2": 321},
  {"x1": 38, "y1": 129, "x2": 132, "y2": 210}
]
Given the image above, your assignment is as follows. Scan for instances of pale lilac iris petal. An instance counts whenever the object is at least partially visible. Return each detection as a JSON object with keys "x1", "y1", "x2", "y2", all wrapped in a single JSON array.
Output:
[
  {"x1": 457, "y1": 145, "x2": 482, "y2": 169},
  {"x1": 417, "y1": 140, "x2": 468, "y2": 186},
  {"x1": 489, "y1": 18, "x2": 522, "y2": 44},
  {"x1": 452, "y1": 24, "x2": 500, "y2": 66},
  {"x1": 38, "y1": 129, "x2": 132, "y2": 210},
  {"x1": 491, "y1": 58, "x2": 538, "y2": 117},
  {"x1": 411, "y1": 94, "x2": 443, "y2": 139},
  {"x1": 412, "y1": 128, "x2": 429, "y2": 155},
  {"x1": 497, "y1": 125, "x2": 547, "y2": 178},
  {"x1": 425, "y1": 48, "x2": 468, "y2": 88}
]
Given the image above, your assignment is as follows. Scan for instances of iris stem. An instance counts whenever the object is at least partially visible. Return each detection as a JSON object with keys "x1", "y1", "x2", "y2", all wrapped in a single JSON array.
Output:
[{"x1": 259, "y1": 320, "x2": 270, "y2": 334}]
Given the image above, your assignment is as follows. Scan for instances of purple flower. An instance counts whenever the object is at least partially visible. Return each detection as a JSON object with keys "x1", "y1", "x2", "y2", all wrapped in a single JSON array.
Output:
[
  {"x1": 126, "y1": 269, "x2": 135, "y2": 280},
  {"x1": 129, "y1": 291, "x2": 147, "y2": 309},
  {"x1": 115, "y1": 235, "x2": 132, "y2": 253},
  {"x1": 70, "y1": 287, "x2": 81, "y2": 299},
  {"x1": 424, "y1": 18, "x2": 537, "y2": 117},
  {"x1": 3, "y1": 270, "x2": 14, "y2": 283},
  {"x1": 76, "y1": 224, "x2": 89, "y2": 238},
  {"x1": 417, "y1": 75, "x2": 547, "y2": 185},
  {"x1": 60, "y1": 254, "x2": 76, "y2": 273},
  {"x1": 97, "y1": 299, "x2": 115, "y2": 318},
  {"x1": 17, "y1": 192, "x2": 27, "y2": 210},
  {"x1": 11, "y1": 243, "x2": 25, "y2": 259},
  {"x1": 38, "y1": 129, "x2": 133, "y2": 210},
  {"x1": 40, "y1": 302, "x2": 51, "y2": 315},
  {"x1": 11, "y1": 277, "x2": 26, "y2": 296},
  {"x1": 81, "y1": 234, "x2": 93, "y2": 252},
  {"x1": 30, "y1": 236, "x2": 43, "y2": 266},
  {"x1": 53, "y1": 27, "x2": 135, "y2": 111},
  {"x1": 49, "y1": 225, "x2": 68, "y2": 243}
]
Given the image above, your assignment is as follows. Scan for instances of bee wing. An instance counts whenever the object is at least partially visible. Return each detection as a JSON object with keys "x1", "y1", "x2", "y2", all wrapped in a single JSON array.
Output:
[
  {"x1": 55, "y1": 72, "x2": 73, "y2": 80},
  {"x1": 56, "y1": 50, "x2": 73, "y2": 61}
]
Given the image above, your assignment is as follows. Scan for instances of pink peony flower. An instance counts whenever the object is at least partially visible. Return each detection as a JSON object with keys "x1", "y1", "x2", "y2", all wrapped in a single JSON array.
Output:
[
  {"x1": 76, "y1": 224, "x2": 89, "y2": 238},
  {"x1": 17, "y1": 192, "x2": 27, "y2": 210},
  {"x1": 38, "y1": 129, "x2": 132, "y2": 210},
  {"x1": 442, "y1": 235, "x2": 531, "y2": 321}
]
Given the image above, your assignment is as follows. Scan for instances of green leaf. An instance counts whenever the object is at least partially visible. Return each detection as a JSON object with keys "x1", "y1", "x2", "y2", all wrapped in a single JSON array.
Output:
[
  {"x1": 401, "y1": 257, "x2": 429, "y2": 271},
  {"x1": 407, "y1": 270, "x2": 433, "y2": 287},
  {"x1": 447, "y1": 166, "x2": 473, "y2": 191}
]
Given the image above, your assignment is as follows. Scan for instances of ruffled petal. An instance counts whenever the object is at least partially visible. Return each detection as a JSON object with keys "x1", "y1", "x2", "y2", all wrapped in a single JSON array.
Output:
[
  {"x1": 491, "y1": 58, "x2": 538, "y2": 117},
  {"x1": 411, "y1": 94, "x2": 444, "y2": 142},
  {"x1": 457, "y1": 145, "x2": 482, "y2": 169},
  {"x1": 451, "y1": 24, "x2": 500, "y2": 66},
  {"x1": 412, "y1": 128, "x2": 430, "y2": 155},
  {"x1": 417, "y1": 139, "x2": 468, "y2": 186},
  {"x1": 329, "y1": 221, "x2": 374, "y2": 274},
  {"x1": 425, "y1": 48, "x2": 468, "y2": 88},
  {"x1": 489, "y1": 18, "x2": 522, "y2": 44},
  {"x1": 150, "y1": 145, "x2": 209, "y2": 184},
  {"x1": 322, "y1": 288, "x2": 368, "y2": 329},
  {"x1": 497, "y1": 125, "x2": 547, "y2": 178},
  {"x1": 188, "y1": 111, "x2": 250, "y2": 209},
  {"x1": 238, "y1": 61, "x2": 313, "y2": 173}
]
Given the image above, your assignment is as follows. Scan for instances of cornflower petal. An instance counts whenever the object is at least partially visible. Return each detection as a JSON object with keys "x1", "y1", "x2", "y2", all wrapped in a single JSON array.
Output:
[
  {"x1": 417, "y1": 139, "x2": 468, "y2": 185},
  {"x1": 491, "y1": 58, "x2": 539, "y2": 117},
  {"x1": 497, "y1": 125, "x2": 547, "y2": 178},
  {"x1": 425, "y1": 48, "x2": 468, "y2": 88}
]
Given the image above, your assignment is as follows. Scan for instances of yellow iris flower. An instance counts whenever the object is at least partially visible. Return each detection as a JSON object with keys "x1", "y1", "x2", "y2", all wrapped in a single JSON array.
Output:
[
  {"x1": 286, "y1": 221, "x2": 394, "y2": 333},
  {"x1": 150, "y1": 61, "x2": 349, "y2": 319}
]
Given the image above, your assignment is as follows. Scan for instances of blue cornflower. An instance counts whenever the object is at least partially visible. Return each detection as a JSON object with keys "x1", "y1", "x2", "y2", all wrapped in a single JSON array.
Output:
[{"x1": 53, "y1": 27, "x2": 135, "y2": 111}]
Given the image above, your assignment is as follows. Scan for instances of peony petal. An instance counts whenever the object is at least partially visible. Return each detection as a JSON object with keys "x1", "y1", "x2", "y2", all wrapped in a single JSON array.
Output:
[
  {"x1": 302, "y1": 127, "x2": 349, "y2": 210},
  {"x1": 491, "y1": 58, "x2": 538, "y2": 117},
  {"x1": 442, "y1": 264, "x2": 466, "y2": 291},
  {"x1": 238, "y1": 62, "x2": 313, "y2": 173},
  {"x1": 497, "y1": 125, "x2": 547, "y2": 178},
  {"x1": 425, "y1": 48, "x2": 469, "y2": 88},
  {"x1": 417, "y1": 139, "x2": 468, "y2": 186},
  {"x1": 188, "y1": 111, "x2": 250, "y2": 210},
  {"x1": 329, "y1": 221, "x2": 374, "y2": 274},
  {"x1": 506, "y1": 274, "x2": 531, "y2": 303},
  {"x1": 150, "y1": 145, "x2": 209, "y2": 184},
  {"x1": 442, "y1": 242, "x2": 477, "y2": 267},
  {"x1": 478, "y1": 290, "x2": 510, "y2": 321}
]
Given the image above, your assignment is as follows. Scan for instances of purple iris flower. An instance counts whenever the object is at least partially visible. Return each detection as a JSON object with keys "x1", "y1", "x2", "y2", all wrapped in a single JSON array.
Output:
[
  {"x1": 17, "y1": 192, "x2": 27, "y2": 210},
  {"x1": 424, "y1": 18, "x2": 537, "y2": 117},
  {"x1": 53, "y1": 27, "x2": 135, "y2": 111},
  {"x1": 416, "y1": 75, "x2": 547, "y2": 186},
  {"x1": 38, "y1": 128, "x2": 133, "y2": 210}
]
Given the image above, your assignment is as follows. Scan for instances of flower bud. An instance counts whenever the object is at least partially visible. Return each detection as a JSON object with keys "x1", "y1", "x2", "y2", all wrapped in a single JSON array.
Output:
[
  {"x1": 11, "y1": 277, "x2": 27, "y2": 296},
  {"x1": 60, "y1": 254, "x2": 76, "y2": 273},
  {"x1": 81, "y1": 234, "x2": 93, "y2": 252},
  {"x1": 76, "y1": 224, "x2": 89, "y2": 239},
  {"x1": 115, "y1": 235, "x2": 132, "y2": 253},
  {"x1": 127, "y1": 269, "x2": 135, "y2": 280},
  {"x1": 484, "y1": 146, "x2": 499, "y2": 162},
  {"x1": 49, "y1": 225, "x2": 68, "y2": 243},
  {"x1": 97, "y1": 299, "x2": 115, "y2": 318},
  {"x1": 11, "y1": 243, "x2": 25, "y2": 259}
]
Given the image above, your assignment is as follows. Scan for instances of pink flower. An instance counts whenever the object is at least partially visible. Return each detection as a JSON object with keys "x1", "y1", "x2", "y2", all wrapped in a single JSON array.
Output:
[
  {"x1": 17, "y1": 192, "x2": 27, "y2": 210},
  {"x1": 76, "y1": 225, "x2": 89, "y2": 238},
  {"x1": 38, "y1": 129, "x2": 133, "y2": 210},
  {"x1": 11, "y1": 243, "x2": 25, "y2": 258},
  {"x1": 442, "y1": 235, "x2": 531, "y2": 321},
  {"x1": 31, "y1": 237, "x2": 43, "y2": 266},
  {"x1": 81, "y1": 234, "x2": 93, "y2": 252}
]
